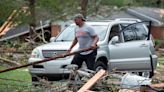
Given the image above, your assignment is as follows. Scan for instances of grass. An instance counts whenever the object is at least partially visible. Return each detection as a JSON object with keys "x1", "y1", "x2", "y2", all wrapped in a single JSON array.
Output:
[
  {"x1": 159, "y1": 57, "x2": 164, "y2": 62},
  {"x1": 0, "y1": 66, "x2": 33, "y2": 92},
  {"x1": 158, "y1": 57, "x2": 164, "y2": 66},
  {"x1": 0, "y1": 57, "x2": 163, "y2": 91},
  {"x1": 102, "y1": 0, "x2": 124, "y2": 7}
]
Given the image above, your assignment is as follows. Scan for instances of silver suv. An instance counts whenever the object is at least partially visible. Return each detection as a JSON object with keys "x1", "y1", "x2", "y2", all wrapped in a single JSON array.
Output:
[{"x1": 28, "y1": 18, "x2": 158, "y2": 81}]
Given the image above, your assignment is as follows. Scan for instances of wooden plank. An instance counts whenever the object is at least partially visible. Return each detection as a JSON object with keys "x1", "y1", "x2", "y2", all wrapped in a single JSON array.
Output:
[
  {"x1": 150, "y1": 83, "x2": 164, "y2": 88},
  {"x1": 78, "y1": 69, "x2": 106, "y2": 92},
  {"x1": 0, "y1": 10, "x2": 17, "y2": 34},
  {"x1": 0, "y1": 21, "x2": 13, "y2": 36}
]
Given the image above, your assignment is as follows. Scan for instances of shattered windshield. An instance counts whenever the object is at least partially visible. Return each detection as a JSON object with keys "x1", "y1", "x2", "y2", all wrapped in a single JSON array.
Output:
[{"x1": 55, "y1": 24, "x2": 108, "y2": 42}]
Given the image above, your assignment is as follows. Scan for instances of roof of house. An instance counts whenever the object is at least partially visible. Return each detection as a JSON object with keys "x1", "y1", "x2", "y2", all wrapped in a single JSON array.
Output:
[{"x1": 126, "y1": 7, "x2": 164, "y2": 26}]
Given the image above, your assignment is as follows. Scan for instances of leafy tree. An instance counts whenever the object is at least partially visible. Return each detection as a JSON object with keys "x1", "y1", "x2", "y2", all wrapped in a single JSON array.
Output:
[
  {"x1": 0, "y1": 0, "x2": 30, "y2": 26},
  {"x1": 36, "y1": 0, "x2": 79, "y2": 21}
]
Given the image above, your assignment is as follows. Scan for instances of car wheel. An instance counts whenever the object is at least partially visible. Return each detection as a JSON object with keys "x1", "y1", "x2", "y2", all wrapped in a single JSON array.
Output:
[
  {"x1": 31, "y1": 76, "x2": 40, "y2": 86},
  {"x1": 139, "y1": 71, "x2": 153, "y2": 78},
  {"x1": 94, "y1": 60, "x2": 107, "y2": 72}
]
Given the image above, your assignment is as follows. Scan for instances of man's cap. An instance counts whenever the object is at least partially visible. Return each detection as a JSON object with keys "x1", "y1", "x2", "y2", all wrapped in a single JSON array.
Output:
[{"x1": 74, "y1": 14, "x2": 86, "y2": 21}]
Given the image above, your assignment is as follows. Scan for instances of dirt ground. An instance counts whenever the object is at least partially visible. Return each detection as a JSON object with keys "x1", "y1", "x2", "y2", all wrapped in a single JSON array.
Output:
[{"x1": 152, "y1": 63, "x2": 164, "y2": 83}]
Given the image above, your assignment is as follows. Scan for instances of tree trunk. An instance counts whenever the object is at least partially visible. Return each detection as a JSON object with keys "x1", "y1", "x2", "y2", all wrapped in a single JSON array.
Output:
[
  {"x1": 29, "y1": 0, "x2": 36, "y2": 44},
  {"x1": 94, "y1": 0, "x2": 101, "y2": 14},
  {"x1": 81, "y1": 0, "x2": 88, "y2": 18}
]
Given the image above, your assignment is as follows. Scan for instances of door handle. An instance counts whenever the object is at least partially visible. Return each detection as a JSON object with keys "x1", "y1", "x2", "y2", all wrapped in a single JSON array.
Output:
[{"x1": 140, "y1": 44, "x2": 148, "y2": 47}]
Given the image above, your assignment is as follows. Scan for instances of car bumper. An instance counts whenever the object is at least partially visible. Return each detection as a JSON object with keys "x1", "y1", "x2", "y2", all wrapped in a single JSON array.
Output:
[
  {"x1": 30, "y1": 73, "x2": 70, "y2": 81},
  {"x1": 28, "y1": 56, "x2": 73, "y2": 74}
]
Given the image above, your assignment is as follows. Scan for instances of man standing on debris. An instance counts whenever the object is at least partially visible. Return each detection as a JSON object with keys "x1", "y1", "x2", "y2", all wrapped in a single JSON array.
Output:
[{"x1": 67, "y1": 14, "x2": 99, "y2": 70}]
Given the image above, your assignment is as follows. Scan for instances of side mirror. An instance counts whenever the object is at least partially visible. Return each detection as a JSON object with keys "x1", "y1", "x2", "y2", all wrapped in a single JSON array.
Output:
[
  {"x1": 110, "y1": 36, "x2": 119, "y2": 45},
  {"x1": 50, "y1": 37, "x2": 56, "y2": 42}
]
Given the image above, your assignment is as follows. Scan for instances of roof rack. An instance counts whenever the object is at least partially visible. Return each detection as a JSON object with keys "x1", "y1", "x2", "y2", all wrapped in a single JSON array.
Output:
[
  {"x1": 86, "y1": 19, "x2": 113, "y2": 22},
  {"x1": 115, "y1": 18, "x2": 141, "y2": 22}
]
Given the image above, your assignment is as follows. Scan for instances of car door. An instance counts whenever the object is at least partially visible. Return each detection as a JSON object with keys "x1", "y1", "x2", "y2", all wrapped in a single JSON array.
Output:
[{"x1": 109, "y1": 22, "x2": 151, "y2": 71}]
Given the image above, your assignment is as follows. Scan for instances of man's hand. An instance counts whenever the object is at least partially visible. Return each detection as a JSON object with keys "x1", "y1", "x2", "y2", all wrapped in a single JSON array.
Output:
[
  {"x1": 66, "y1": 49, "x2": 71, "y2": 54},
  {"x1": 91, "y1": 44, "x2": 97, "y2": 49},
  {"x1": 91, "y1": 35, "x2": 99, "y2": 49}
]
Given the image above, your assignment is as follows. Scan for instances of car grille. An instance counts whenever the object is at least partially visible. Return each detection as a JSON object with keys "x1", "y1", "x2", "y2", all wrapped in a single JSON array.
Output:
[
  {"x1": 33, "y1": 65, "x2": 44, "y2": 68},
  {"x1": 42, "y1": 50, "x2": 67, "y2": 58}
]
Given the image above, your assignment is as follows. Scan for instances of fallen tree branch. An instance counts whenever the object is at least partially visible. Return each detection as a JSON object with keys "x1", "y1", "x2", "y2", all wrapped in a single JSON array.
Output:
[
  {"x1": 0, "y1": 57, "x2": 21, "y2": 66},
  {"x1": 0, "y1": 47, "x2": 98, "y2": 73}
]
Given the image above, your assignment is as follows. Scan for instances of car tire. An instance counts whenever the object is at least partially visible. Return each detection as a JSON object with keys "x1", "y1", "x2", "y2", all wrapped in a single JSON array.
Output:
[
  {"x1": 31, "y1": 76, "x2": 40, "y2": 86},
  {"x1": 31, "y1": 76, "x2": 52, "y2": 86},
  {"x1": 94, "y1": 60, "x2": 107, "y2": 71},
  {"x1": 139, "y1": 71, "x2": 153, "y2": 78}
]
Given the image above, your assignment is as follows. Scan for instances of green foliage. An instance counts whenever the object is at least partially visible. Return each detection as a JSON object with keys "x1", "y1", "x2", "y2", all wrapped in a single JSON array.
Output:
[
  {"x1": 134, "y1": 0, "x2": 164, "y2": 8},
  {"x1": 0, "y1": 0, "x2": 29, "y2": 25},
  {"x1": 155, "y1": 39, "x2": 161, "y2": 46},
  {"x1": 159, "y1": 57, "x2": 164, "y2": 61},
  {"x1": 36, "y1": 0, "x2": 79, "y2": 20},
  {"x1": 0, "y1": 0, "x2": 80, "y2": 25},
  {"x1": 101, "y1": 0, "x2": 124, "y2": 7},
  {"x1": 2, "y1": 38, "x2": 22, "y2": 49},
  {"x1": 0, "y1": 0, "x2": 15, "y2": 25},
  {"x1": 0, "y1": 0, "x2": 164, "y2": 26},
  {"x1": 101, "y1": 0, "x2": 164, "y2": 8}
]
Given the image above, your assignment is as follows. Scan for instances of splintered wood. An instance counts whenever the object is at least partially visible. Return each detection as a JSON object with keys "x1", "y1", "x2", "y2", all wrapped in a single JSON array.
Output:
[{"x1": 78, "y1": 69, "x2": 106, "y2": 92}]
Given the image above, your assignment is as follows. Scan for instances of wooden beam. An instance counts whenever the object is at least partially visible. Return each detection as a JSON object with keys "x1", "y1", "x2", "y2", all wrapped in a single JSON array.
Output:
[
  {"x1": 0, "y1": 21, "x2": 13, "y2": 36},
  {"x1": 78, "y1": 69, "x2": 106, "y2": 92},
  {"x1": 150, "y1": 83, "x2": 164, "y2": 88},
  {"x1": 0, "y1": 10, "x2": 17, "y2": 34}
]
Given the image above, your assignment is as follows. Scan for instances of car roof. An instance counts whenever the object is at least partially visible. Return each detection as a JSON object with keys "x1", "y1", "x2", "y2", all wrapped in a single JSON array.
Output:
[{"x1": 70, "y1": 18, "x2": 141, "y2": 26}]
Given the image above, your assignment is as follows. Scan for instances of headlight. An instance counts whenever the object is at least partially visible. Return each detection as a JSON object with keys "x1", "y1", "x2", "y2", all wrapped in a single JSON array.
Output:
[{"x1": 30, "y1": 48, "x2": 40, "y2": 58}]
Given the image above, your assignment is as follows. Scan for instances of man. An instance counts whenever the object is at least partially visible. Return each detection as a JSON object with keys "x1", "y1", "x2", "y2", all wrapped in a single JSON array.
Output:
[{"x1": 67, "y1": 14, "x2": 99, "y2": 70}]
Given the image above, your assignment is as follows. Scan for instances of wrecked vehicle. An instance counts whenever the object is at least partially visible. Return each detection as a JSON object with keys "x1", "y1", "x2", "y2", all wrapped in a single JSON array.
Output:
[{"x1": 28, "y1": 18, "x2": 158, "y2": 82}]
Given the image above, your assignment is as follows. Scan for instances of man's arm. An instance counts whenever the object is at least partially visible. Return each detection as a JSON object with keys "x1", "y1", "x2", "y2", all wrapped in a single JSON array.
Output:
[
  {"x1": 91, "y1": 35, "x2": 99, "y2": 49},
  {"x1": 68, "y1": 37, "x2": 78, "y2": 52}
]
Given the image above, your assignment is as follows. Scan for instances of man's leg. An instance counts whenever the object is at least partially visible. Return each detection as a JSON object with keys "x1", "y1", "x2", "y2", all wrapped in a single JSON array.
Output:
[
  {"x1": 85, "y1": 50, "x2": 97, "y2": 70},
  {"x1": 71, "y1": 53, "x2": 84, "y2": 69}
]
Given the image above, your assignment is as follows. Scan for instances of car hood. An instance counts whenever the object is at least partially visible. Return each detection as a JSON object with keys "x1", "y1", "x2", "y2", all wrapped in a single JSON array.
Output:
[{"x1": 36, "y1": 42, "x2": 72, "y2": 50}]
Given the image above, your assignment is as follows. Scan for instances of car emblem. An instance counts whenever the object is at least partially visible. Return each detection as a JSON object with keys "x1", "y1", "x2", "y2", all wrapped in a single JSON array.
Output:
[{"x1": 53, "y1": 52, "x2": 57, "y2": 56}]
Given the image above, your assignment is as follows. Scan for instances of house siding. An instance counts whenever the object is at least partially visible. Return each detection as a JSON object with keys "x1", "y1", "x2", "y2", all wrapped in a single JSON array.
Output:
[{"x1": 151, "y1": 25, "x2": 164, "y2": 40}]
